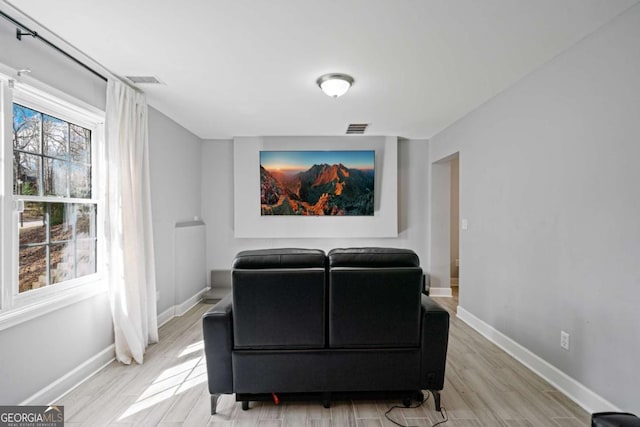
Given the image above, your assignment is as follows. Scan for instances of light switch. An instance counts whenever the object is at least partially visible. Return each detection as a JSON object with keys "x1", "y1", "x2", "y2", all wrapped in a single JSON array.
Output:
[{"x1": 461, "y1": 218, "x2": 468, "y2": 230}]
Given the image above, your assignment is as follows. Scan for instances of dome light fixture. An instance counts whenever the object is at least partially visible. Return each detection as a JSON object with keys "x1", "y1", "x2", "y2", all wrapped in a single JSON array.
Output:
[{"x1": 316, "y1": 73, "x2": 354, "y2": 98}]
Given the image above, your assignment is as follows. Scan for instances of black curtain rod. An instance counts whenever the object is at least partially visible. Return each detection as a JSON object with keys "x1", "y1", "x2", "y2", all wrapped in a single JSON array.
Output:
[{"x1": 0, "y1": 9, "x2": 108, "y2": 82}]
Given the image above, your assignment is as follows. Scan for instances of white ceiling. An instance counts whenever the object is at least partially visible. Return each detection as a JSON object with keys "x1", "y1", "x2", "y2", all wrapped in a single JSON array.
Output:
[{"x1": 5, "y1": 0, "x2": 638, "y2": 139}]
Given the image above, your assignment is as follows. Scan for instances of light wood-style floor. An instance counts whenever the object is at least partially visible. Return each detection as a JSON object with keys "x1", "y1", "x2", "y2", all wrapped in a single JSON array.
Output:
[{"x1": 59, "y1": 291, "x2": 590, "y2": 426}]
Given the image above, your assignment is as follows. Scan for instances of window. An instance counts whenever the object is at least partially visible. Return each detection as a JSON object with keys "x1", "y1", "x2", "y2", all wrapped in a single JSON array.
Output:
[
  {"x1": 0, "y1": 74, "x2": 105, "y2": 326},
  {"x1": 13, "y1": 104, "x2": 97, "y2": 293}
]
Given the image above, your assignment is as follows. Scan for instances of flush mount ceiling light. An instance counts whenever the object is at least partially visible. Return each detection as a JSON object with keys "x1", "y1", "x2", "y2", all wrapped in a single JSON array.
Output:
[{"x1": 316, "y1": 73, "x2": 354, "y2": 98}]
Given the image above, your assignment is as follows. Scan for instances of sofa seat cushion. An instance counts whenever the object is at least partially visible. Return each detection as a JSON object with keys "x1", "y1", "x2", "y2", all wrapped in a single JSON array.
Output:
[
  {"x1": 234, "y1": 248, "x2": 325, "y2": 269},
  {"x1": 328, "y1": 247, "x2": 420, "y2": 268}
]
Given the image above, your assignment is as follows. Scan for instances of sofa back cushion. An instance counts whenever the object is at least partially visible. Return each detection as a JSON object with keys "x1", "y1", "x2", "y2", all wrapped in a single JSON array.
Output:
[
  {"x1": 233, "y1": 248, "x2": 326, "y2": 269},
  {"x1": 232, "y1": 248, "x2": 326, "y2": 349},
  {"x1": 328, "y1": 247, "x2": 420, "y2": 268},
  {"x1": 328, "y1": 248, "x2": 423, "y2": 348}
]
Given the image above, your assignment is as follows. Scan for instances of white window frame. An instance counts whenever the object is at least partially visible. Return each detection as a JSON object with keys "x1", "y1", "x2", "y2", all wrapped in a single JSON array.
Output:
[{"x1": 0, "y1": 68, "x2": 107, "y2": 331}]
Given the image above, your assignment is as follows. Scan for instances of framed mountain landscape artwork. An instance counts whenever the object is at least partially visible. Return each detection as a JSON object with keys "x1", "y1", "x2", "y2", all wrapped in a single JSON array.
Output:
[{"x1": 260, "y1": 150, "x2": 375, "y2": 216}]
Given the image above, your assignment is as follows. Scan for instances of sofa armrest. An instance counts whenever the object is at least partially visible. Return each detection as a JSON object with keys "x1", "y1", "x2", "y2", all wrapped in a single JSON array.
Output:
[
  {"x1": 202, "y1": 294, "x2": 234, "y2": 394},
  {"x1": 419, "y1": 295, "x2": 449, "y2": 390}
]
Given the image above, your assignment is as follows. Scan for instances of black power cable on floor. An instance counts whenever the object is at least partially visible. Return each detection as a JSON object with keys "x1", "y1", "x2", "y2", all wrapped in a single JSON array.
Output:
[{"x1": 384, "y1": 391, "x2": 449, "y2": 427}]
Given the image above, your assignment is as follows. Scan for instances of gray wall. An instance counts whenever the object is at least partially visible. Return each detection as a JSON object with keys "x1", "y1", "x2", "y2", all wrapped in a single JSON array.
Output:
[
  {"x1": 429, "y1": 4, "x2": 640, "y2": 413},
  {"x1": 0, "y1": 296, "x2": 113, "y2": 404},
  {"x1": 0, "y1": 14, "x2": 105, "y2": 110},
  {"x1": 148, "y1": 107, "x2": 203, "y2": 314},
  {"x1": 201, "y1": 138, "x2": 430, "y2": 289},
  {"x1": 0, "y1": 14, "x2": 113, "y2": 404}
]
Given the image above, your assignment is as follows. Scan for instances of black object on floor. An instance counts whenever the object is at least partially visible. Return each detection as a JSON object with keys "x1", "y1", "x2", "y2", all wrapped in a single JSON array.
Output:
[{"x1": 592, "y1": 412, "x2": 640, "y2": 427}]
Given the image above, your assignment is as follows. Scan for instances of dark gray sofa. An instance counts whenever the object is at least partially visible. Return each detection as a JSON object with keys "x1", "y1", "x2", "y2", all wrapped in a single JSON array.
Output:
[{"x1": 202, "y1": 247, "x2": 449, "y2": 414}]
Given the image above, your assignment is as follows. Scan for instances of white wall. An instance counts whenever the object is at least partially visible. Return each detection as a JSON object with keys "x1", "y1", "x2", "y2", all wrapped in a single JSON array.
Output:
[
  {"x1": 429, "y1": 4, "x2": 640, "y2": 413},
  {"x1": 148, "y1": 107, "x2": 203, "y2": 314},
  {"x1": 0, "y1": 14, "x2": 113, "y2": 404},
  {"x1": 202, "y1": 137, "x2": 429, "y2": 289}
]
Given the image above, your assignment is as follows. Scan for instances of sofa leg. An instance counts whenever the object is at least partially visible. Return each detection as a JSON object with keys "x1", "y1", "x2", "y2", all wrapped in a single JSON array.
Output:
[
  {"x1": 242, "y1": 401, "x2": 250, "y2": 411},
  {"x1": 210, "y1": 394, "x2": 220, "y2": 415},
  {"x1": 322, "y1": 392, "x2": 331, "y2": 409},
  {"x1": 431, "y1": 390, "x2": 441, "y2": 412}
]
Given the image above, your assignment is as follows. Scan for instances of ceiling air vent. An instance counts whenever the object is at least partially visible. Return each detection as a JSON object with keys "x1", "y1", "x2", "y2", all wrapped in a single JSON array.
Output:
[
  {"x1": 346, "y1": 123, "x2": 368, "y2": 135},
  {"x1": 125, "y1": 75, "x2": 163, "y2": 84}
]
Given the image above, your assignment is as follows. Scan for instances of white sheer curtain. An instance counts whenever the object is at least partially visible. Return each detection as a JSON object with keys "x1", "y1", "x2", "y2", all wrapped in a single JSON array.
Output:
[{"x1": 103, "y1": 79, "x2": 158, "y2": 364}]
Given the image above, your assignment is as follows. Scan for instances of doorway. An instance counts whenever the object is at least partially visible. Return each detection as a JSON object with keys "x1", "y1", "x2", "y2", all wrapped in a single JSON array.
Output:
[
  {"x1": 450, "y1": 156, "x2": 459, "y2": 300},
  {"x1": 429, "y1": 152, "x2": 460, "y2": 303}
]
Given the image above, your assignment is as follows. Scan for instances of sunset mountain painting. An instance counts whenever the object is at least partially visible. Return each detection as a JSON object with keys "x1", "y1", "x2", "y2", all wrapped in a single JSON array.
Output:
[{"x1": 260, "y1": 151, "x2": 375, "y2": 216}]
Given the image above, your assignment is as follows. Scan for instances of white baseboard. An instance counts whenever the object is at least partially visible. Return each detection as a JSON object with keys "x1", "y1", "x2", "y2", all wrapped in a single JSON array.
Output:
[
  {"x1": 157, "y1": 306, "x2": 175, "y2": 327},
  {"x1": 456, "y1": 306, "x2": 620, "y2": 414},
  {"x1": 429, "y1": 287, "x2": 453, "y2": 297},
  {"x1": 157, "y1": 287, "x2": 208, "y2": 327},
  {"x1": 20, "y1": 344, "x2": 115, "y2": 406},
  {"x1": 176, "y1": 287, "x2": 208, "y2": 316}
]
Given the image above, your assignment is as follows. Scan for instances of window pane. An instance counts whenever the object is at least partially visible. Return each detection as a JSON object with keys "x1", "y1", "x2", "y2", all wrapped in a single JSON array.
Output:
[
  {"x1": 76, "y1": 239, "x2": 96, "y2": 278},
  {"x1": 13, "y1": 101, "x2": 97, "y2": 292},
  {"x1": 75, "y1": 204, "x2": 96, "y2": 238},
  {"x1": 13, "y1": 104, "x2": 41, "y2": 153},
  {"x1": 50, "y1": 242, "x2": 75, "y2": 284},
  {"x1": 19, "y1": 245, "x2": 47, "y2": 293},
  {"x1": 70, "y1": 124, "x2": 91, "y2": 163},
  {"x1": 44, "y1": 158, "x2": 68, "y2": 196},
  {"x1": 43, "y1": 114, "x2": 69, "y2": 159},
  {"x1": 17, "y1": 202, "x2": 97, "y2": 292},
  {"x1": 14, "y1": 152, "x2": 41, "y2": 195},
  {"x1": 20, "y1": 202, "x2": 47, "y2": 245},
  {"x1": 50, "y1": 203, "x2": 73, "y2": 242},
  {"x1": 70, "y1": 164, "x2": 91, "y2": 198}
]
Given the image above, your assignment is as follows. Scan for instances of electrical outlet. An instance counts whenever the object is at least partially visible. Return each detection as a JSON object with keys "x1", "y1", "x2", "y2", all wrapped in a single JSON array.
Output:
[{"x1": 560, "y1": 331, "x2": 570, "y2": 351}]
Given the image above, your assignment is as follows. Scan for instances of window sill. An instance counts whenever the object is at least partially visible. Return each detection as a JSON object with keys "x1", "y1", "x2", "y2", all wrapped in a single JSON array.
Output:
[{"x1": 0, "y1": 279, "x2": 109, "y2": 332}]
